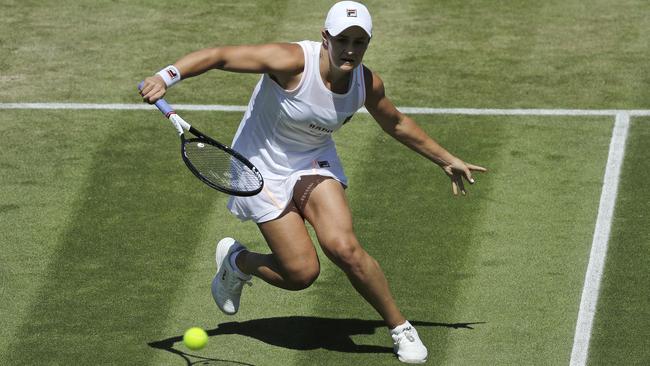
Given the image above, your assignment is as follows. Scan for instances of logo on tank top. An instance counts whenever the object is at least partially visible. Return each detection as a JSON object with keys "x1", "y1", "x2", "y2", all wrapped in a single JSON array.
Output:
[{"x1": 308, "y1": 122, "x2": 334, "y2": 134}]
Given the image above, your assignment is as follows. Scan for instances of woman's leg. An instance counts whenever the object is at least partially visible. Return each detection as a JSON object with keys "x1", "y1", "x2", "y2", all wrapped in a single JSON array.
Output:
[
  {"x1": 212, "y1": 209, "x2": 319, "y2": 315},
  {"x1": 301, "y1": 179, "x2": 406, "y2": 328},
  {"x1": 218, "y1": 177, "x2": 426, "y2": 362}
]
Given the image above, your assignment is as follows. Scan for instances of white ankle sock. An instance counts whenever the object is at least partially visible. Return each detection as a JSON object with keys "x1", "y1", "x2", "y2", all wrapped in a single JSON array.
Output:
[
  {"x1": 390, "y1": 320, "x2": 413, "y2": 335},
  {"x1": 229, "y1": 249, "x2": 248, "y2": 279}
]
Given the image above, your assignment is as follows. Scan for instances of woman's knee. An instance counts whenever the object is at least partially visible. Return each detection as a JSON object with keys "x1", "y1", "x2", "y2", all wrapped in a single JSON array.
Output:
[
  {"x1": 283, "y1": 261, "x2": 320, "y2": 290},
  {"x1": 325, "y1": 235, "x2": 367, "y2": 270}
]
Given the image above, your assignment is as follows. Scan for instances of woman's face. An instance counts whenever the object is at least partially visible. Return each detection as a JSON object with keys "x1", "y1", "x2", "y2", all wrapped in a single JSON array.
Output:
[{"x1": 324, "y1": 26, "x2": 370, "y2": 72}]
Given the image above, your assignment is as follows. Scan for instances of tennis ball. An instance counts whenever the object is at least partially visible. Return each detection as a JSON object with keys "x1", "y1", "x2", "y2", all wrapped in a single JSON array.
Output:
[{"x1": 183, "y1": 327, "x2": 208, "y2": 350}]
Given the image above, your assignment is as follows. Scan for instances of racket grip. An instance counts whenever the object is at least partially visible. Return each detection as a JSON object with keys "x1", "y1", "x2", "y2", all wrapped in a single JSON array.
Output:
[{"x1": 138, "y1": 81, "x2": 175, "y2": 117}]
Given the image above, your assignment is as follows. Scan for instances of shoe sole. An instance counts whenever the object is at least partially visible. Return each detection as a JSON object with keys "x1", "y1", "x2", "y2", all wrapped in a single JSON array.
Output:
[
  {"x1": 397, "y1": 356, "x2": 427, "y2": 364},
  {"x1": 395, "y1": 347, "x2": 427, "y2": 364},
  {"x1": 216, "y1": 237, "x2": 237, "y2": 272},
  {"x1": 212, "y1": 237, "x2": 238, "y2": 315}
]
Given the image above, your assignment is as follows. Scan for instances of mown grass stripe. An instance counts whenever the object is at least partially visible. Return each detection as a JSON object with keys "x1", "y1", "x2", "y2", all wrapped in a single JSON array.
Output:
[
  {"x1": 286, "y1": 114, "x2": 507, "y2": 366},
  {"x1": 3, "y1": 113, "x2": 217, "y2": 365}
]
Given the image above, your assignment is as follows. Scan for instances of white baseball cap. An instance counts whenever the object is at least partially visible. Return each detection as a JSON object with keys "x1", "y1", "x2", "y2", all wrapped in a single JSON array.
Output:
[{"x1": 324, "y1": 1, "x2": 373, "y2": 38}]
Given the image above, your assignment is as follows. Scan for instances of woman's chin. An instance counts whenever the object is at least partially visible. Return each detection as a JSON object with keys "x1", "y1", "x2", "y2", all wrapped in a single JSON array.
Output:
[{"x1": 337, "y1": 62, "x2": 356, "y2": 71}]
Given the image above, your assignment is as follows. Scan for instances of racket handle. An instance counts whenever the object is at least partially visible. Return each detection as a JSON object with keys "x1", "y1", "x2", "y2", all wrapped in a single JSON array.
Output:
[{"x1": 138, "y1": 81, "x2": 175, "y2": 117}]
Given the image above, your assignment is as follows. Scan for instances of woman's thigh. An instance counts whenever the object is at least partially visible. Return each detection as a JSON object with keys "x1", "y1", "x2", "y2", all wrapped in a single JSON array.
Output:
[
  {"x1": 257, "y1": 211, "x2": 319, "y2": 273},
  {"x1": 301, "y1": 179, "x2": 359, "y2": 257}
]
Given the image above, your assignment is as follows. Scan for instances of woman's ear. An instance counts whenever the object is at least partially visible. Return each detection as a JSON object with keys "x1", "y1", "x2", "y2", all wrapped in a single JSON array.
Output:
[{"x1": 321, "y1": 29, "x2": 329, "y2": 49}]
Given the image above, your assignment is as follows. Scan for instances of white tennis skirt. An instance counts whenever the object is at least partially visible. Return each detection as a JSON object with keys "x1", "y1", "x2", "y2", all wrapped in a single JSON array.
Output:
[{"x1": 227, "y1": 164, "x2": 347, "y2": 223}]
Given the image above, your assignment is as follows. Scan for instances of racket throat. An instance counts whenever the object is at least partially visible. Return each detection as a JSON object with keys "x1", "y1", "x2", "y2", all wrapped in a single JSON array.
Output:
[{"x1": 169, "y1": 114, "x2": 191, "y2": 135}]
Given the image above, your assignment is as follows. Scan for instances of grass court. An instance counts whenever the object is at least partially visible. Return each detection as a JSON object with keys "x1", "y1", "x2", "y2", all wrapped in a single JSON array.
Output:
[{"x1": 1, "y1": 1, "x2": 649, "y2": 365}]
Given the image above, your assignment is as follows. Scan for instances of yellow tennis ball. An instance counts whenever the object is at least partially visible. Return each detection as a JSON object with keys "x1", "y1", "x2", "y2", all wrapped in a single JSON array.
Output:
[{"x1": 183, "y1": 327, "x2": 208, "y2": 350}]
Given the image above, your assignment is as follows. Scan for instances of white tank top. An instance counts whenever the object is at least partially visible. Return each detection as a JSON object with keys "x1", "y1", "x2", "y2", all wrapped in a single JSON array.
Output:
[{"x1": 231, "y1": 40, "x2": 366, "y2": 180}]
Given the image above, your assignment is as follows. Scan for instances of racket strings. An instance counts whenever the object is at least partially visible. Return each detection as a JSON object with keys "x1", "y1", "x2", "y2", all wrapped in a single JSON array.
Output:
[{"x1": 184, "y1": 141, "x2": 261, "y2": 192}]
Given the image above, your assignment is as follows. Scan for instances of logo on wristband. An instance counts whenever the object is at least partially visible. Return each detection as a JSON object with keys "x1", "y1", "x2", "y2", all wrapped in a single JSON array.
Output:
[{"x1": 166, "y1": 69, "x2": 179, "y2": 79}]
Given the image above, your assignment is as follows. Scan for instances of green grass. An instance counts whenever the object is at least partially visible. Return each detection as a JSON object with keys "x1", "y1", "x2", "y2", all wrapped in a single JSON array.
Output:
[
  {"x1": 0, "y1": 112, "x2": 613, "y2": 365},
  {"x1": 2, "y1": 0, "x2": 650, "y2": 108},
  {"x1": 340, "y1": 115, "x2": 612, "y2": 366},
  {"x1": 1, "y1": 1, "x2": 649, "y2": 365}
]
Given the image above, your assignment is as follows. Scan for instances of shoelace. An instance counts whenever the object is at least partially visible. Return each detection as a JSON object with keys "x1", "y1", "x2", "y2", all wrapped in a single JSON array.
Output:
[{"x1": 393, "y1": 326, "x2": 416, "y2": 344}]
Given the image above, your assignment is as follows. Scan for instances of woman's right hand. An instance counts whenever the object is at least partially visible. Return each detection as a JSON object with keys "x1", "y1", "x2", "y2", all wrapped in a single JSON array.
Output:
[{"x1": 139, "y1": 75, "x2": 167, "y2": 104}]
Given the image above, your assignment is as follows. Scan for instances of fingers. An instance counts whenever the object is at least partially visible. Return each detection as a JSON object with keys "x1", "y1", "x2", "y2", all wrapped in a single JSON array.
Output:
[
  {"x1": 467, "y1": 163, "x2": 488, "y2": 173},
  {"x1": 451, "y1": 174, "x2": 466, "y2": 196},
  {"x1": 463, "y1": 167, "x2": 474, "y2": 185},
  {"x1": 464, "y1": 163, "x2": 488, "y2": 185},
  {"x1": 457, "y1": 175, "x2": 466, "y2": 195},
  {"x1": 446, "y1": 160, "x2": 487, "y2": 196},
  {"x1": 139, "y1": 76, "x2": 167, "y2": 104}
]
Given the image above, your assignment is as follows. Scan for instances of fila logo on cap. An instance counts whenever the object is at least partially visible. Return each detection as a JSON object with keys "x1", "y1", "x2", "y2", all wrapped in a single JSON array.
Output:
[{"x1": 346, "y1": 8, "x2": 357, "y2": 17}]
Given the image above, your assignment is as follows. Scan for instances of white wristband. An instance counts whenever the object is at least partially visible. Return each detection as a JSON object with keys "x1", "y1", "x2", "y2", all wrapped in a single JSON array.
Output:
[{"x1": 156, "y1": 65, "x2": 181, "y2": 87}]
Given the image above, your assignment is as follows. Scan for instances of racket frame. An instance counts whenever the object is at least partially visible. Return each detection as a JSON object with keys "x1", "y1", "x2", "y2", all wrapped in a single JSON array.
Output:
[{"x1": 178, "y1": 122, "x2": 263, "y2": 196}]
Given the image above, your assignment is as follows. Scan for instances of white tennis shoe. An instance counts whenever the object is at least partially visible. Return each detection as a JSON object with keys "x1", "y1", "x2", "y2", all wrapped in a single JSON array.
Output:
[
  {"x1": 211, "y1": 237, "x2": 251, "y2": 315},
  {"x1": 391, "y1": 321, "x2": 428, "y2": 364}
]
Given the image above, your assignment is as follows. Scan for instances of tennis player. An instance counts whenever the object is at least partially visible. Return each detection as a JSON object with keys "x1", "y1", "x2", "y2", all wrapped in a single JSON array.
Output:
[{"x1": 140, "y1": 1, "x2": 486, "y2": 363}]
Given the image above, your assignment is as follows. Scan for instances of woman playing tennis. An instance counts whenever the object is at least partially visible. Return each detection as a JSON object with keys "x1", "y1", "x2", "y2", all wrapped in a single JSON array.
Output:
[{"x1": 140, "y1": 1, "x2": 486, "y2": 363}]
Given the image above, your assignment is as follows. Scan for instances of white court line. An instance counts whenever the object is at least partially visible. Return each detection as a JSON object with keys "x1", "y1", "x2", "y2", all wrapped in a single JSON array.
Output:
[
  {"x1": 1, "y1": 102, "x2": 650, "y2": 116},
  {"x1": 569, "y1": 112, "x2": 630, "y2": 366},
  {"x1": 0, "y1": 102, "x2": 247, "y2": 112},
  {"x1": 0, "y1": 101, "x2": 639, "y2": 365}
]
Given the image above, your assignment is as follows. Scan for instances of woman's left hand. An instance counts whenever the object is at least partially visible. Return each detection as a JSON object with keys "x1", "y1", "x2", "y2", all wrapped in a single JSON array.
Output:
[{"x1": 441, "y1": 158, "x2": 487, "y2": 196}]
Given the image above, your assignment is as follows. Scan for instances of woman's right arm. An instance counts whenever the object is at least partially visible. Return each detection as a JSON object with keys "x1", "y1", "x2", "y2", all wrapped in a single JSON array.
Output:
[{"x1": 140, "y1": 43, "x2": 303, "y2": 103}]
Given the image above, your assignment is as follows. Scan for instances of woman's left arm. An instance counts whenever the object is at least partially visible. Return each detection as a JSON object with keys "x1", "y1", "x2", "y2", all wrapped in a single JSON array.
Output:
[{"x1": 363, "y1": 67, "x2": 487, "y2": 195}]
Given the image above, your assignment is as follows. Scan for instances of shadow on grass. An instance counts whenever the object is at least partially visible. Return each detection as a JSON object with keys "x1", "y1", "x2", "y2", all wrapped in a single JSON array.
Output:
[{"x1": 149, "y1": 316, "x2": 485, "y2": 365}]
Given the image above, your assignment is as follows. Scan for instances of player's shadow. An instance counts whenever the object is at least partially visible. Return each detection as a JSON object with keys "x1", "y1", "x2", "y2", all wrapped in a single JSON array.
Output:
[{"x1": 148, "y1": 316, "x2": 485, "y2": 365}]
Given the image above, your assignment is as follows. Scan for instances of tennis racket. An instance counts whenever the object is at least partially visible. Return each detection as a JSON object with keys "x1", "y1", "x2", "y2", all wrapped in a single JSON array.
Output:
[{"x1": 138, "y1": 82, "x2": 263, "y2": 196}]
